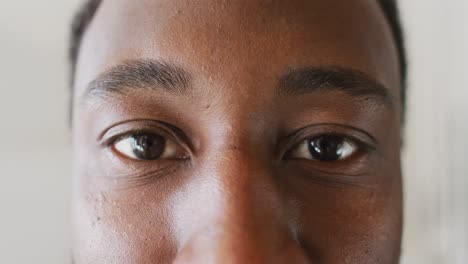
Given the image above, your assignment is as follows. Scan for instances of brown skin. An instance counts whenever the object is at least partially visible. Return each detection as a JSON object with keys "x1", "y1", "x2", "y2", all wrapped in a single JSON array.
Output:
[{"x1": 72, "y1": 0, "x2": 403, "y2": 263}]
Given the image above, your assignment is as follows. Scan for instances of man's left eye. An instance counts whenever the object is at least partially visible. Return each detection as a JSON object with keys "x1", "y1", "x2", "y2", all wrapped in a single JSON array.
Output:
[
  {"x1": 289, "y1": 135, "x2": 358, "y2": 162},
  {"x1": 113, "y1": 133, "x2": 179, "y2": 160}
]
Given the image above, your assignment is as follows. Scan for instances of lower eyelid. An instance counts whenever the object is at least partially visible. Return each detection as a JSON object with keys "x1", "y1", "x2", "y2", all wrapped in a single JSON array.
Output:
[{"x1": 288, "y1": 151, "x2": 371, "y2": 176}]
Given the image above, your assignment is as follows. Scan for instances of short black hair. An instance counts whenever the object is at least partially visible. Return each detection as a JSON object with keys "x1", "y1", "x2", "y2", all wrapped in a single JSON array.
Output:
[{"x1": 70, "y1": 0, "x2": 407, "y2": 107}]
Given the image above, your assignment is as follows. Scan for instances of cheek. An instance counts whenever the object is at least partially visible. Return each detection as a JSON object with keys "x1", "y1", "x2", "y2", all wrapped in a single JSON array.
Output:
[
  {"x1": 291, "y1": 181, "x2": 402, "y2": 262},
  {"x1": 72, "y1": 190, "x2": 177, "y2": 263}
]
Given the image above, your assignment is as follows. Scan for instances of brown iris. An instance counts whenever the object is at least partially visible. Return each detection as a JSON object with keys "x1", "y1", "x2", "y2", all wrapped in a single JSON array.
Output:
[
  {"x1": 130, "y1": 134, "x2": 166, "y2": 160},
  {"x1": 308, "y1": 135, "x2": 346, "y2": 162}
]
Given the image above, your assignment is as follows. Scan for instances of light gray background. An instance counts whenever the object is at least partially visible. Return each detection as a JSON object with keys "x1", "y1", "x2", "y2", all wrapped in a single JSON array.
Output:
[{"x1": 0, "y1": 0, "x2": 466, "y2": 263}]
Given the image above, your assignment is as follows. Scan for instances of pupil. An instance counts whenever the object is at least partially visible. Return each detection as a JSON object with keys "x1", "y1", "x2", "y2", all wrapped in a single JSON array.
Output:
[
  {"x1": 308, "y1": 136, "x2": 343, "y2": 161},
  {"x1": 131, "y1": 134, "x2": 166, "y2": 160}
]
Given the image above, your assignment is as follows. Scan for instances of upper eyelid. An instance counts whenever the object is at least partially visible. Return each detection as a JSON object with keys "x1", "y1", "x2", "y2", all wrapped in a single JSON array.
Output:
[
  {"x1": 98, "y1": 121, "x2": 187, "y2": 149},
  {"x1": 289, "y1": 124, "x2": 376, "y2": 145},
  {"x1": 300, "y1": 124, "x2": 375, "y2": 141},
  {"x1": 102, "y1": 129, "x2": 167, "y2": 148},
  {"x1": 305, "y1": 133, "x2": 373, "y2": 150}
]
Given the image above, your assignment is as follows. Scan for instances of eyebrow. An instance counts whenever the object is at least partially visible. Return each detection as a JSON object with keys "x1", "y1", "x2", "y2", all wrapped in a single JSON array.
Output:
[
  {"x1": 82, "y1": 59, "x2": 394, "y2": 108},
  {"x1": 278, "y1": 66, "x2": 394, "y2": 106},
  {"x1": 82, "y1": 59, "x2": 191, "y2": 101}
]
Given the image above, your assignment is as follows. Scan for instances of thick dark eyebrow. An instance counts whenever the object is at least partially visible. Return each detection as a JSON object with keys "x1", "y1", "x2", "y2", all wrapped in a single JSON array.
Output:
[
  {"x1": 82, "y1": 59, "x2": 191, "y2": 101},
  {"x1": 278, "y1": 66, "x2": 394, "y2": 107},
  {"x1": 82, "y1": 61, "x2": 393, "y2": 108}
]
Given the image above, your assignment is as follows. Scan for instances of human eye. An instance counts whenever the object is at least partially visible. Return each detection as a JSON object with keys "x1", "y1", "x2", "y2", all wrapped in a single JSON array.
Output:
[
  {"x1": 288, "y1": 135, "x2": 359, "y2": 162},
  {"x1": 101, "y1": 121, "x2": 190, "y2": 162},
  {"x1": 113, "y1": 133, "x2": 181, "y2": 161},
  {"x1": 282, "y1": 124, "x2": 377, "y2": 166}
]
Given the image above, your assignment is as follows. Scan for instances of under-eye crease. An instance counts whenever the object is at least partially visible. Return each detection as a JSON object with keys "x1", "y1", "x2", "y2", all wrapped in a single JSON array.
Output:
[
  {"x1": 279, "y1": 125, "x2": 377, "y2": 183},
  {"x1": 94, "y1": 125, "x2": 191, "y2": 188}
]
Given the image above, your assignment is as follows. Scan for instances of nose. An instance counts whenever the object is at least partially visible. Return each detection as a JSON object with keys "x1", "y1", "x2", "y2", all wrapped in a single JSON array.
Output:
[{"x1": 172, "y1": 147, "x2": 309, "y2": 264}]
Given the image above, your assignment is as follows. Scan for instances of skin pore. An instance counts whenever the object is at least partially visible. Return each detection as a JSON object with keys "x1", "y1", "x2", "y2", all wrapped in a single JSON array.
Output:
[{"x1": 72, "y1": 0, "x2": 403, "y2": 263}]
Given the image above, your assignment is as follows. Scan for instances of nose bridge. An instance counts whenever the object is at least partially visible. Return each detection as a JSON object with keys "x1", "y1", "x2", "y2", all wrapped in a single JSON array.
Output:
[
  {"x1": 209, "y1": 137, "x2": 282, "y2": 222},
  {"x1": 174, "y1": 146, "x2": 308, "y2": 263},
  {"x1": 213, "y1": 146, "x2": 281, "y2": 230}
]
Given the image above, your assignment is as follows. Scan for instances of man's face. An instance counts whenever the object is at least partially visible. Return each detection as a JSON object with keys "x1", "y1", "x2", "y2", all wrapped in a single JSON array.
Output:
[{"x1": 72, "y1": 0, "x2": 402, "y2": 263}]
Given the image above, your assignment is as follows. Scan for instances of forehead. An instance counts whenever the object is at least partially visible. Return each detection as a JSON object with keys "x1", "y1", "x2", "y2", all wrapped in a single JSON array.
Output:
[{"x1": 75, "y1": 0, "x2": 400, "y2": 101}]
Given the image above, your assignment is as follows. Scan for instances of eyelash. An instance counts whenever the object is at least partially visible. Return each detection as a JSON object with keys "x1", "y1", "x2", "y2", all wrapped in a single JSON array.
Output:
[
  {"x1": 101, "y1": 121, "x2": 186, "y2": 149},
  {"x1": 298, "y1": 133, "x2": 372, "y2": 151},
  {"x1": 104, "y1": 129, "x2": 155, "y2": 148}
]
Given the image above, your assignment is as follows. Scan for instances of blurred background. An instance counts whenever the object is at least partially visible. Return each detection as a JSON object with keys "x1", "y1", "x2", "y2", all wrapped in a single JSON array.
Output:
[{"x1": 0, "y1": 0, "x2": 466, "y2": 263}]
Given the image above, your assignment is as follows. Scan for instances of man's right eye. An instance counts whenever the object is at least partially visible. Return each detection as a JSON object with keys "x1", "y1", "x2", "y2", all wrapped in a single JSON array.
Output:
[{"x1": 113, "y1": 133, "x2": 179, "y2": 161}]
